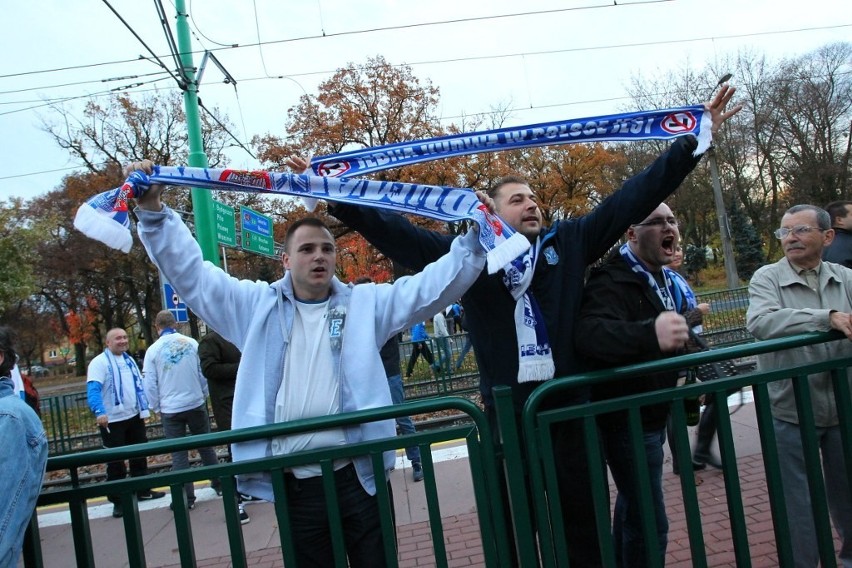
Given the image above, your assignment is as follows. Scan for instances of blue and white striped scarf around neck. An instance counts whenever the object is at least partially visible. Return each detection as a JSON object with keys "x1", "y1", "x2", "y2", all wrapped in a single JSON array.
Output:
[
  {"x1": 104, "y1": 350, "x2": 150, "y2": 419},
  {"x1": 503, "y1": 236, "x2": 555, "y2": 383},
  {"x1": 618, "y1": 243, "x2": 696, "y2": 315}
]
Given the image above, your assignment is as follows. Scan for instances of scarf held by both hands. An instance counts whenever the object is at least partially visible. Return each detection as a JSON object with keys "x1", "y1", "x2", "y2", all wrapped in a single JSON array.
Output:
[
  {"x1": 74, "y1": 105, "x2": 710, "y2": 261},
  {"x1": 105, "y1": 350, "x2": 150, "y2": 419},
  {"x1": 75, "y1": 106, "x2": 711, "y2": 384}
]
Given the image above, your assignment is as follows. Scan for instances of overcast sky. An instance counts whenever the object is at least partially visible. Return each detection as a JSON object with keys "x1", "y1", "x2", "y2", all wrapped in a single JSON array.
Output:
[{"x1": 1, "y1": 0, "x2": 849, "y2": 201}]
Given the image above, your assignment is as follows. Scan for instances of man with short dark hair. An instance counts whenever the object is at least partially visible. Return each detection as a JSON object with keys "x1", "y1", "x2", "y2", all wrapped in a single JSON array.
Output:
[
  {"x1": 823, "y1": 200, "x2": 852, "y2": 268},
  {"x1": 130, "y1": 166, "x2": 488, "y2": 567},
  {"x1": 747, "y1": 204, "x2": 852, "y2": 567},
  {"x1": 143, "y1": 310, "x2": 221, "y2": 513},
  {"x1": 87, "y1": 327, "x2": 166, "y2": 518}
]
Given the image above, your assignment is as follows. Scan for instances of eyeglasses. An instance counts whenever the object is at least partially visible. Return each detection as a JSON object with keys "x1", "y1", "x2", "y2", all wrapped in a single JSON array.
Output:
[
  {"x1": 773, "y1": 225, "x2": 826, "y2": 239},
  {"x1": 633, "y1": 217, "x2": 679, "y2": 229}
]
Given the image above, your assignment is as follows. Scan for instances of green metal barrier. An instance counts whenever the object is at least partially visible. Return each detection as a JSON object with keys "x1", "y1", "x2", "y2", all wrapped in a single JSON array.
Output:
[
  {"x1": 696, "y1": 286, "x2": 753, "y2": 347},
  {"x1": 25, "y1": 397, "x2": 512, "y2": 568},
  {"x1": 24, "y1": 331, "x2": 852, "y2": 567},
  {"x1": 500, "y1": 331, "x2": 852, "y2": 567}
]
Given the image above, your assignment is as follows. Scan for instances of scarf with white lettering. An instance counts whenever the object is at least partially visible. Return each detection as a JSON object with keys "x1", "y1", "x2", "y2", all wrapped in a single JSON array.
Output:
[
  {"x1": 503, "y1": 237, "x2": 555, "y2": 383},
  {"x1": 310, "y1": 106, "x2": 711, "y2": 177},
  {"x1": 74, "y1": 169, "x2": 529, "y2": 274}
]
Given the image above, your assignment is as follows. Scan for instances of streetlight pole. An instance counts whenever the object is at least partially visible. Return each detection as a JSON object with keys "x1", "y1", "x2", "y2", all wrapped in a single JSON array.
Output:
[{"x1": 707, "y1": 73, "x2": 740, "y2": 289}]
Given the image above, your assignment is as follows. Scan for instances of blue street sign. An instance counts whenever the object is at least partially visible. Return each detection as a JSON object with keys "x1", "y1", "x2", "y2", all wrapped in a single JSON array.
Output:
[
  {"x1": 240, "y1": 206, "x2": 272, "y2": 236},
  {"x1": 162, "y1": 282, "x2": 188, "y2": 323}
]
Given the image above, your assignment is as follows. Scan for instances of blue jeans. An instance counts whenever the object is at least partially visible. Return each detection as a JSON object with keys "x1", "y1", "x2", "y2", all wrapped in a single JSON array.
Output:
[
  {"x1": 601, "y1": 426, "x2": 668, "y2": 567},
  {"x1": 0, "y1": 378, "x2": 48, "y2": 566},
  {"x1": 434, "y1": 336, "x2": 452, "y2": 375},
  {"x1": 454, "y1": 335, "x2": 473, "y2": 369},
  {"x1": 387, "y1": 374, "x2": 421, "y2": 463},
  {"x1": 161, "y1": 405, "x2": 221, "y2": 499},
  {"x1": 286, "y1": 463, "x2": 392, "y2": 567},
  {"x1": 774, "y1": 418, "x2": 852, "y2": 568}
]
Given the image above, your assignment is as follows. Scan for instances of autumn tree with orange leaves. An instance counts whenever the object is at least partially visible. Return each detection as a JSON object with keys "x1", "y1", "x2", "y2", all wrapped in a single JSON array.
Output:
[{"x1": 254, "y1": 56, "x2": 633, "y2": 273}]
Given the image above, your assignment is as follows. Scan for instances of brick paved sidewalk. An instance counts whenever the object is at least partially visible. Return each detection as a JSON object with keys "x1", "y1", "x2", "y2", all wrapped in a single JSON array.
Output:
[{"x1": 163, "y1": 452, "x2": 843, "y2": 567}]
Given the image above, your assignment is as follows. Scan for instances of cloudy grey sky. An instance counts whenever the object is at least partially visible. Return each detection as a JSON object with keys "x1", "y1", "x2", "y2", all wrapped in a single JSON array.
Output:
[{"x1": 1, "y1": 0, "x2": 848, "y2": 201}]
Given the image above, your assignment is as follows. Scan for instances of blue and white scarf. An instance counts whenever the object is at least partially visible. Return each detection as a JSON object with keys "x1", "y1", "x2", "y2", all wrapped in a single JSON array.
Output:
[
  {"x1": 310, "y1": 106, "x2": 711, "y2": 177},
  {"x1": 619, "y1": 243, "x2": 696, "y2": 316},
  {"x1": 74, "y1": 169, "x2": 529, "y2": 275},
  {"x1": 104, "y1": 350, "x2": 150, "y2": 419},
  {"x1": 74, "y1": 106, "x2": 710, "y2": 271},
  {"x1": 503, "y1": 237, "x2": 555, "y2": 383}
]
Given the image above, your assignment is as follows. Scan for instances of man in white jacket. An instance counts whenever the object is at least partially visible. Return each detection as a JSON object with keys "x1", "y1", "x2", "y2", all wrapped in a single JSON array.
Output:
[
  {"x1": 143, "y1": 310, "x2": 222, "y2": 513},
  {"x1": 129, "y1": 159, "x2": 488, "y2": 567}
]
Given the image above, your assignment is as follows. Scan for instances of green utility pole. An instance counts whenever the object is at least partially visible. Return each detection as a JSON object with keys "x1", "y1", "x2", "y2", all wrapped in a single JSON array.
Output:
[{"x1": 174, "y1": 0, "x2": 219, "y2": 266}]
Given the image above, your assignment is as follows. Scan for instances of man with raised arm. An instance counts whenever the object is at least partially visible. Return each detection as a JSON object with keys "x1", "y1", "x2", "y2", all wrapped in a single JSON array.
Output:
[
  {"x1": 293, "y1": 86, "x2": 741, "y2": 565},
  {"x1": 129, "y1": 164, "x2": 489, "y2": 567}
]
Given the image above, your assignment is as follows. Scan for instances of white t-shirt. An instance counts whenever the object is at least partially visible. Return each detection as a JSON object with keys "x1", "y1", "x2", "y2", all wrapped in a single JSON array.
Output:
[
  {"x1": 271, "y1": 299, "x2": 347, "y2": 478},
  {"x1": 433, "y1": 311, "x2": 449, "y2": 337}
]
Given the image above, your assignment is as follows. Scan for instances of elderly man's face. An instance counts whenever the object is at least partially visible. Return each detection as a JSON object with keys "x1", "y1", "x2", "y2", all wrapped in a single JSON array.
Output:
[{"x1": 780, "y1": 210, "x2": 833, "y2": 269}]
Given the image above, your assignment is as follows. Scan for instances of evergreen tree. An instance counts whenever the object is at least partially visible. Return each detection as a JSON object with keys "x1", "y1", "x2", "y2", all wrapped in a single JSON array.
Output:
[
  {"x1": 728, "y1": 200, "x2": 765, "y2": 281},
  {"x1": 684, "y1": 244, "x2": 707, "y2": 285}
]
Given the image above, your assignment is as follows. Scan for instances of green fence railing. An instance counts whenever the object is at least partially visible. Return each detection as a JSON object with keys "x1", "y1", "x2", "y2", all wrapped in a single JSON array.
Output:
[
  {"x1": 29, "y1": 396, "x2": 510, "y2": 568},
  {"x1": 23, "y1": 331, "x2": 852, "y2": 567},
  {"x1": 40, "y1": 333, "x2": 478, "y2": 457},
  {"x1": 502, "y1": 331, "x2": 852, "y2": 567}
]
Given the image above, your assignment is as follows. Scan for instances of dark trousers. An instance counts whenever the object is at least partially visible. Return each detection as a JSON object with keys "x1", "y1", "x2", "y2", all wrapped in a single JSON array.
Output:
[
  {"x1": 486, "y1": 407, "x2": 602, "y2": 567},
  {"x1": 405, "y1": 341, "x2": 435, "y2": 376},
  {"x1": 99, "y1": 414, "x2": 149, "y2": 503},
  {"x1": 161, "y1": 405, "x2": 221, "y2": 499},
  {"x1": 285, "y1": 463, "x2": 393, "y2": 567}
]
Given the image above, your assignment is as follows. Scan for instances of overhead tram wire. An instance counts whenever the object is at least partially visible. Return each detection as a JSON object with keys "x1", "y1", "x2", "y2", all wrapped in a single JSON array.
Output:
[
  {"x1": 5, "y1": 16, "x2": 849, "y2": 89},
  {"x1": 197, "y1": 99, "x2": 256, "y2": 159},
  {"x1": 0, "y1": 71, "x2": 170, "y2": 97},
  {"x1": 99, "y1": 0, "x2": 186, "y2": 89},
  {"x1": 0, "y1": 76, "x2": 174, "y2": 117},
  {"x1": 7, "y1": 20, "x2": 848, "y2": 104},
  {"x1": 2, "y1": 0, "x2": 674, "y2": 80},
  {"x1": 153, "y1": 0, "x2": 189, "y2": 86}
]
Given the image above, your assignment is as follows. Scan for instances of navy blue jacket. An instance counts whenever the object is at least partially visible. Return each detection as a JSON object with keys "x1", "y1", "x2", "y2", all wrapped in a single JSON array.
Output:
[{"x1": 330, "y1": 136, "x2": 702, "y2": 413}]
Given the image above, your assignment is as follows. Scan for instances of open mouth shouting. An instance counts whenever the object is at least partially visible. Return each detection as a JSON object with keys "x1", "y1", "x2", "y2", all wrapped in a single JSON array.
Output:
[{"x1": 661, "y1": 235, "x2": 677, "y2": 257}]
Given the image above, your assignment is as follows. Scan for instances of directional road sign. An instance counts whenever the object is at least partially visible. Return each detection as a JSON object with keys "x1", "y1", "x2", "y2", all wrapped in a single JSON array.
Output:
[
  {"x1": 240, "y1": 206, "x2": 275, "y2": 256},
  {"x1": 213, "y1": 200, "x2": 237, "y2": 247}
]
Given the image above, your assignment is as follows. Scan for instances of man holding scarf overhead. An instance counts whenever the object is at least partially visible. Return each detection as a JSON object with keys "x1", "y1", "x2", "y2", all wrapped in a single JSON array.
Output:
[{"x1": 304, "y1": 85, "x2": 741, "y2": 565}]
